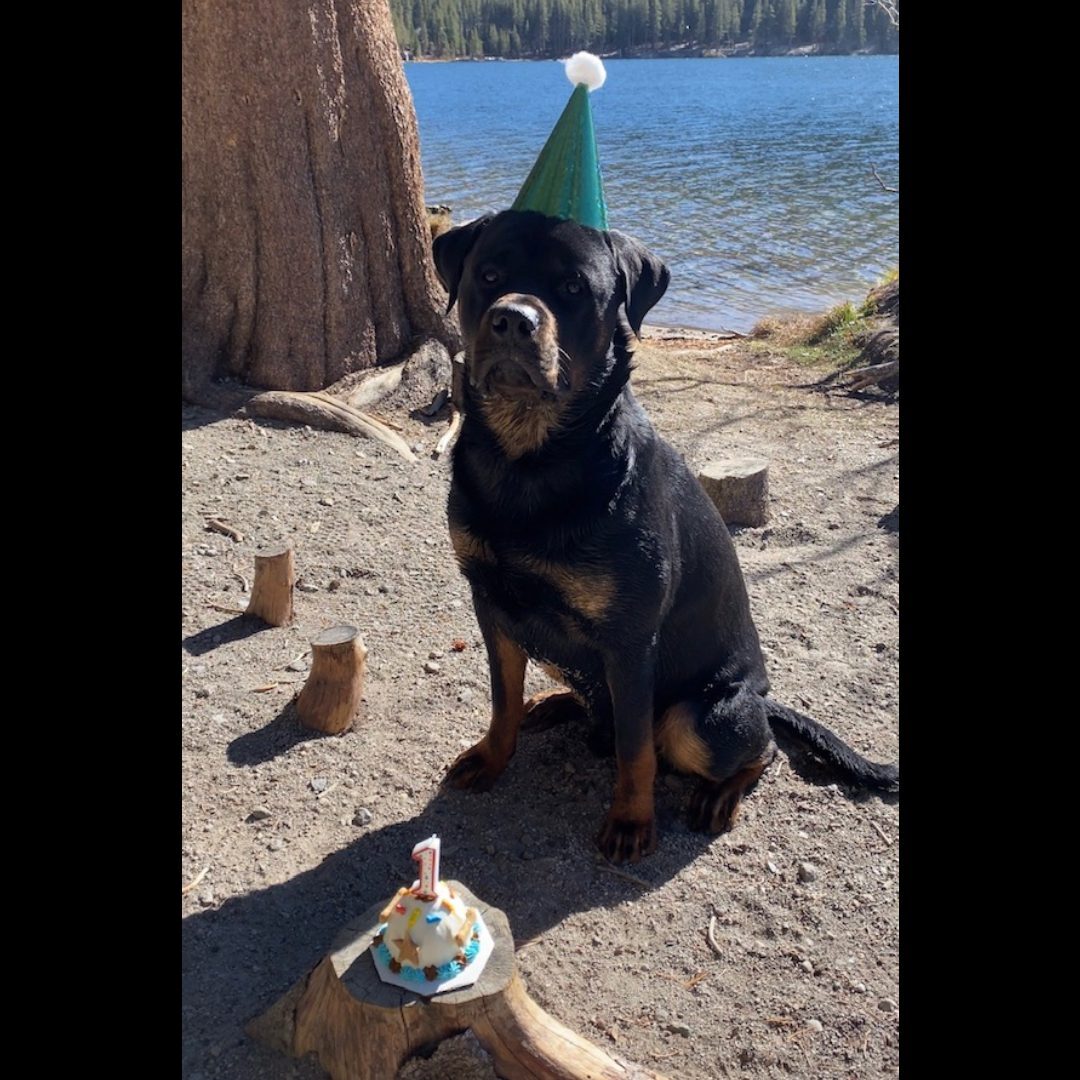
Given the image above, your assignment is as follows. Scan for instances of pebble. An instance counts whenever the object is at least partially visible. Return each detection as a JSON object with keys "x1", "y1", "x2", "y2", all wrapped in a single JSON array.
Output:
[
  {"x1": 807, "y1": 1019, "x2": 824, "y2": 1033},
  {"x1": 766, "y1": 860, "x2": 780, "y2": 875},
  {"x1": 665, "y1": 1023, "x2": 692, "y2": 1037},
  {"x1": 800, "y1": 960, "x2": 814, "y2": 975},
  {"x1": 352, "y1": 808, "x2": 373, "y2": 826},
  {"x1": 429, "y1": 651, "x2": 443, "y2": 660},
  {"x1": 319, "y1": 497, "x2": 334, "y2": 506},
  {"x1": 246, "y1": 807, "x2": 272, "y2": 822},
  {"x1": 485, "y1": 844, "x2": 496, "y2": 856},
  {"x1": 879, "y1": 997, "x2": 897, "y2": 1013},
  {"x1": 286, "y1": 659, "x2": 308, "y2": 672},
  {"x1": 798, "y1": 862, "x2": 819, "y2": 883},
  {"x1": 198, "y1": 889, "x2": 215, "y2": 906},
  {"x1": 853, "y1": 982, "x2": 866, "y2": 994},
  {"x1": 268, "y1": 838, "x2": 284, "y2": 852},
  {"x1": 457, "y1": 688, "x2": 475, "y2": 705},
  {"x1": 195, "y1": 686, "x2": 214, "y2": 699},
  {"x1": 296, "y1": 581, "x2": 319, "y2": 593},
  {"x1": 311, "y1": 777, "x2": 328, "y2": 793},
  {"x1": 424, "y1": 661, "x2": 441, "y2": 674}
]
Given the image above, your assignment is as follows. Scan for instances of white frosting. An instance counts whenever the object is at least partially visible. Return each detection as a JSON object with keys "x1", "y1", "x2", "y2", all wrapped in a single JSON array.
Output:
[{"x1": 382, "y1": 881, "x2": 474, "y2": 970}]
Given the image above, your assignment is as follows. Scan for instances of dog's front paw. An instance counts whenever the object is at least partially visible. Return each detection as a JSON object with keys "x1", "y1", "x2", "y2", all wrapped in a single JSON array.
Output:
[
  {"x1": 444, "y1": 740, "x2": 507, "y2": 793},
  {"x1": 596, "y1": 812, "x2": 657, "y2": 865},
  {"x1": 521, "y1": 689, "x2": 587, "y2": 733}
]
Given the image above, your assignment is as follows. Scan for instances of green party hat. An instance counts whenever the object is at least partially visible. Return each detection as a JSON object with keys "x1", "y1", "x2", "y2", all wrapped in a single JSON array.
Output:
[{"x1": 511, "y1": 52, "x2": 609, "y2": 230}]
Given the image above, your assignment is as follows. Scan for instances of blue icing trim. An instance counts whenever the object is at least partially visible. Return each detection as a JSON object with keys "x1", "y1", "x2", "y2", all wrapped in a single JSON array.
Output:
[
  {"x1": 425, "y1": 913, "x2": 442, "y2": 924},
  {"x1": 375, "y1": 921, "x2": 482, "y2": 983},
  {"x1": 375, "y1": 942, "x2": 392, "y2": 964}
]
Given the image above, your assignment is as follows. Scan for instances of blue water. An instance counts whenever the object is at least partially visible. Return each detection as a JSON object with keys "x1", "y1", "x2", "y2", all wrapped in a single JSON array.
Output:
[{"x1": 406, "y1": 57, "x2": 899, "y2": 333}]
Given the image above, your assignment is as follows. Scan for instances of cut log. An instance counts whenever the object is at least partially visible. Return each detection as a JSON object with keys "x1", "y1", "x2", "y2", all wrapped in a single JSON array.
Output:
[
  {"x1": 245, "y1": 546, "x2": 294, "y2": 626},
  {"x1": 697, "y1": 457, "x2": 770, "y2": 528},
  {"x1": 247, "y1": 883, "x2": 669, "y2": 1080},
  {"x1": 296, "y1": 625, "x2": 368, "y2": 735}
]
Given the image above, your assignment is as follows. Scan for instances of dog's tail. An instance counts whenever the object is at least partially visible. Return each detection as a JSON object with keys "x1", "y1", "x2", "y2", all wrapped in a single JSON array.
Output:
[{"x1": 764, "y1": 697, "x2": 898, "y2": 792}]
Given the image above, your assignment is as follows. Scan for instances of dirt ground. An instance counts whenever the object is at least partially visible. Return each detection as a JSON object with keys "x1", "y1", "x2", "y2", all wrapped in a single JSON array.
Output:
[{"x1": 181, "y1": 329, "x2": 899, "y2": 1079}]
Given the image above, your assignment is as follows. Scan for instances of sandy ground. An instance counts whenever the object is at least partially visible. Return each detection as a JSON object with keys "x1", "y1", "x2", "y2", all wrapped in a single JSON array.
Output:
[{"x1": 181, "y1": 330, "x2": 899, "y2": 1079}]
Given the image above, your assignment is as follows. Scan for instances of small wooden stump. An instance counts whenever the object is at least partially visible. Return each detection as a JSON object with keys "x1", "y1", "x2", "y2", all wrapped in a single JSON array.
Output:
[
  {"x1": 247, "y1": 883, "x2": 668, "y2": 1080},
  {"x1": 697, "y1": 457, "x2": 770, "y2": 527},
  {"x1": 297, "y1": 625, "x2": 367, "y2": 735},
  {"x1": 245, "y1": 546, "x2": 295, "y2": 626}
]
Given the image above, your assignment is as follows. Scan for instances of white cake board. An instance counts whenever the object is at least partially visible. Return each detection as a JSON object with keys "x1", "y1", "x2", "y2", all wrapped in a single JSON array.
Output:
[{"x1": 370, "y1": 911, "x2": 495, "y2": 995}]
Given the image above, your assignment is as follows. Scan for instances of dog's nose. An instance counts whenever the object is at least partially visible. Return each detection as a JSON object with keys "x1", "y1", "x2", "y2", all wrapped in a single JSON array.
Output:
[{"x1": 489, "y1": 300, "x2": 540, "y2": 339}]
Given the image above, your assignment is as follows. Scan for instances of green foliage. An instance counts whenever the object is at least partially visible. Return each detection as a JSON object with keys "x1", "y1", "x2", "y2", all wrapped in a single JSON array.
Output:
[
  {"x1": 388, "y1": 0, "x2": 899, "y2": 58},
  {"x1": 808, "y1": 300, "x2": 859, "y2": 343}
]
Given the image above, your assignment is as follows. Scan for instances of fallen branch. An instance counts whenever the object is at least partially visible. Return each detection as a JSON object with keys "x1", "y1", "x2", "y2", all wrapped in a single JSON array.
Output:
[
  {"x1": 847, "y1": 359, "x2": 899, "y2": 391},
  {"x1": 206, "y1": 602, "x2": 247, "y2": 615},
  {"x1": 243, "y1": 390, "x2": 417, "y2": 462},
  {"x1": 206, "y1": 517, "x2": 244, "y2": 542}
]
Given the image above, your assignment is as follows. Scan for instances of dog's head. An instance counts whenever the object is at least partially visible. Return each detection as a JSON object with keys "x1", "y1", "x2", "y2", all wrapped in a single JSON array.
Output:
[{"x1": 434, "y1": 210, "x2": 669, "y2": 457}]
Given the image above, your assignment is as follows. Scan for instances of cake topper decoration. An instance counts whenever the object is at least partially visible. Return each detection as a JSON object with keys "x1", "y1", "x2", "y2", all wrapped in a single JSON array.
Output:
[
  {"x1": 370, "y1": 834, "x2": 494, "y2": 994},
  {"x1": 510, "y1": 52, "x2": 609, "y2": 230}
]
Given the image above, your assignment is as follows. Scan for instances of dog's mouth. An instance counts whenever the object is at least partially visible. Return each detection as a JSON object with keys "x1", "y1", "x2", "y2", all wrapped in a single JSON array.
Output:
[{"x1": 470, "y1": 347, "x2": 568, "y2": 403}]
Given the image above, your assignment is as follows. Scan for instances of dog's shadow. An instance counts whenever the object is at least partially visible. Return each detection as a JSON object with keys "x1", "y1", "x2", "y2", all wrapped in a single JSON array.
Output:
[{"x1": 182, "y1": 720, "x2": 895, "y2": 1073}]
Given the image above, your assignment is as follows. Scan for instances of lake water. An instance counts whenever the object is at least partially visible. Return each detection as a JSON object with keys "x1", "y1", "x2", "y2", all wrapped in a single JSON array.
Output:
[{"x1": 406, "y1": 56, "x2": 899, "y2": 333}]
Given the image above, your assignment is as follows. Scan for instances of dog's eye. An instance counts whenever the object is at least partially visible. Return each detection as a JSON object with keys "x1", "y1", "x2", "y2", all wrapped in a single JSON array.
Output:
[
  {"x1": 564, "y1": 279, "x2": 584, "y2": 296},
  {"x1": 479, "y1": 267, "x2": 501, "y2": 286}
]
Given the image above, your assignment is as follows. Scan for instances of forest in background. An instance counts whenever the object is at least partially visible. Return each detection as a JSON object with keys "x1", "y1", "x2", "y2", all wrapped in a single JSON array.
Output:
[{"x1": 389, "y1": 0, "x2": 899, "y2": 59}]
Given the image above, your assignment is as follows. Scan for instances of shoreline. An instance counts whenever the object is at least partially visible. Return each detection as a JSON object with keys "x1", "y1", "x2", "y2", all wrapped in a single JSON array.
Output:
[{"x1": 405, "y1": 45, "x2": 898, "y2": 64}]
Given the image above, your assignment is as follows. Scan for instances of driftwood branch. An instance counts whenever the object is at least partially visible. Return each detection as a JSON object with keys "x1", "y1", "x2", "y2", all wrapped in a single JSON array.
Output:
[
  {"x1": 206, "y1": 517, "x2": 243, "y2": 542},
  {"x1": 870, "y1": 164, "x2": 898, "y2": 193}
]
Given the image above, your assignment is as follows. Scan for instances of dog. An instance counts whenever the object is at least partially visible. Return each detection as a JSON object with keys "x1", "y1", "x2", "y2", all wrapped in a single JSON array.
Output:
[{"x1": 433, "y1": 209, "x2": 898, "y2": 864}]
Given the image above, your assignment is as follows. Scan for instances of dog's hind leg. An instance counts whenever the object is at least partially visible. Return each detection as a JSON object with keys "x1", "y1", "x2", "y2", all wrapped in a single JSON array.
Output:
[
  {"x1": 445, "y1": 624, "x2": 527, "y2": 792},
  {"x1": 662, "y1": 688, "x2": 776, "y2": 834}
]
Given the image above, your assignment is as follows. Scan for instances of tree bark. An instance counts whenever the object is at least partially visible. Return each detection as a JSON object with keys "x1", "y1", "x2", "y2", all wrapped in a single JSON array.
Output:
[{"x1": 182, "y1": 0, "x2": 460, "y2": 398}]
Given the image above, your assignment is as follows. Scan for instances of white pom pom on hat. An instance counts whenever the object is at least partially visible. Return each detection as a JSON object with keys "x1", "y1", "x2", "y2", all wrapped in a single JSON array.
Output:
[{"x1": 564, "y1": 52, "x2": 606, "y2": 92}]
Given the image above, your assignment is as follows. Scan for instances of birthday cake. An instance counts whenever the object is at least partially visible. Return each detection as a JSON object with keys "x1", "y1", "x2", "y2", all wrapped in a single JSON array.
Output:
[{"x1": 370, "y1": 835, "x2": 493, "y2": 992}]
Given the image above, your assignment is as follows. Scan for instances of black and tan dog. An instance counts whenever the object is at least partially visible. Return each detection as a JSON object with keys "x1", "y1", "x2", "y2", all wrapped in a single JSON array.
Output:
[{"x1": 434, "y1": 210, "x2": 898, "y2": 864}]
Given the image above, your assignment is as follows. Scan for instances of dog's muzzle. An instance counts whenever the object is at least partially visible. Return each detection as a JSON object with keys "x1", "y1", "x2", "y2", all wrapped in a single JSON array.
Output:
[{"x1": 470, "y1": 294, "x2": 562, "y2": 399}]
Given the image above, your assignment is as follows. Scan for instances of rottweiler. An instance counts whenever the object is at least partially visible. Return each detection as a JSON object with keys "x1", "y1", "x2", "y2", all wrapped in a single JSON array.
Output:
[{"x1": 433, "y1": 210, "x2": 898, "y2": 864}]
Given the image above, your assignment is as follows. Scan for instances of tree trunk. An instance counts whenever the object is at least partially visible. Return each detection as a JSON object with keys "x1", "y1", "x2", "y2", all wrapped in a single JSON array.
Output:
[{"x1": 182, "y1": 0, "x2": 459, "y2": 398}]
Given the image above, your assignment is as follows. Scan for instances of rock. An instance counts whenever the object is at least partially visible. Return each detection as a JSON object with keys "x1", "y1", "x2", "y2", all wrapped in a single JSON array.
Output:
[
  {"x1": 286, "y1": 659, "x2": 308, "y2": 672},
  {"x1": 268, "y1": 838, "x2": 284, "y2": 852},
  {"x1": 766, "y1": 860, "x2": 780, "y2": 875},
  {"x1": 198, "y1": 889, "x2": 215, "y2": 907},
  {"x1": 798, "y1": 861, "x2": 819, "y2": 883},
  {"x1": 807, "y1": 1019, "x2": 824, "y2": 1033},
  {"x1": 296, "y1": 581, "x2": 319, "y2": 593},
  {"x1": 457, "y1": 688, "x2": 475, "y2": 705},
  {"x1": 424, "y1": 661, "x2": 441, "y2": 674},
  {"x1": 665, "y1": 1023, "x2": 692, "y2": 1037},
  {"x1": 194, "y1": 686, "x2": 213, "y2": 699},
  {"x1": 879, "y1": 997, "x2": 897, "y2": 1013},
  {"x1": 800, "y1": 960, "x2": 814, "y2": 975},
  {"x1": 319, "y1": 496, "x2": 334, "y2": 506},
  {"x1": 246, "y1": 807, "x2": 272, "y2": 822},
  {"x1": 697, "y1": 457, "x2": 770, "y2": 527},
  {"x1": 352, "y1": 807, "x2": 373, "y2": 826},
  {"x1": 311, "y1": 777, "x2": 328, "y2": 793}
]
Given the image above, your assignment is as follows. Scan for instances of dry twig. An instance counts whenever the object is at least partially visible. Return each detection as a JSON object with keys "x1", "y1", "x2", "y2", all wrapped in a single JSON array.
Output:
[
  {"x1": 206, "y1": 517, "x2": 244, "y2": 542},
  {"x1": 869, "y1": 820, "x2": 893, "y2": 846},
  {"x1": 870, "y1": 163, "x2": 898, "y2": 193},
  {"x1": 183, "y1": 864, "x2": 210, "y2": 895},
  {"x1": 435, "y1": 407, "x2": 464, "y2": 457},
  {"x1": 207, "y1": 602, "x2": 247, "y2": 615},
  {"x1": 706, "y1": 914, "x2": 723, "y2": 958},
  {"x1": 595, "y1": 862, "x2": 650, "y2": 888}
]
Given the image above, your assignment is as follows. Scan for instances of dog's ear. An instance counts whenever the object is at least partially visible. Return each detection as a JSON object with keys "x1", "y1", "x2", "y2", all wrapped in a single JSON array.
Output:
[
  {"x1": 433, "y1": 215, "x2": 493, "y2": 313},
  {"x1": 606, "y1": 230, "x2": 671, "y2": 336}
]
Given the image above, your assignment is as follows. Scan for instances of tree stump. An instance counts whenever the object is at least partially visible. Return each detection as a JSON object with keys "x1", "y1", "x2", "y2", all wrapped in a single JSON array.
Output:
[
  {"x1": 245, "y1": 546, "x2": 295, "y2": 626},
  {"x1": 296, "y1": 625, "x2": 367, "y2": 735},
  {"x1": 247, "y1": 882, "x2": 669, "y2": 1080},
  {"x1": 697, "y1": 458, "x2": 770, "y2": 527}
]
